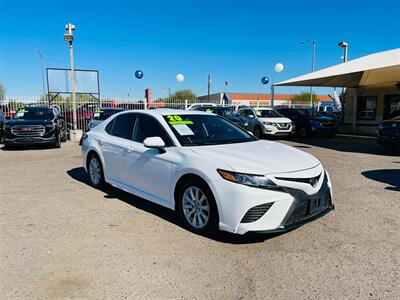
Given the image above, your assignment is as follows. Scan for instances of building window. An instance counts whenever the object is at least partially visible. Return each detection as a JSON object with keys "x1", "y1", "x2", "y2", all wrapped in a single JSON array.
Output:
[
  {"x1": 383, "y1": 94, "x2": 400, "y2": 120},
  {"x1": 357, "y1": 96, "x2": 377, "y2": 120}
]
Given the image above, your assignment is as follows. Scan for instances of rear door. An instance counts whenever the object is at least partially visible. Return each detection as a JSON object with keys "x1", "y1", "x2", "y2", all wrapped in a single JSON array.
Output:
[{"x1": 101, "y1": 113, "x2": 137, "y2": 184}]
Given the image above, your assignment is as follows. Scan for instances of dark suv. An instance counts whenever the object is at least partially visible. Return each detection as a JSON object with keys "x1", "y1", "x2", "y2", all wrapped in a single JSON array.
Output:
[
  {"x1": 0, "y1": 110, "x2": 6, "y2": 142},
  {"x1": 3, "y1": 106, "x2": 67, "y2": 148},
  {"x1": 377, "y1": 110, "x2": 400, "y2": 151},
  {"x1": 278, "y1": 108, "x2": 337, "y2": 137}
]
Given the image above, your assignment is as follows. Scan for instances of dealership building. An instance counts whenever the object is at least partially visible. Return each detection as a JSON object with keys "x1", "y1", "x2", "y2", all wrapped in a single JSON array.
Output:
[
  {"x1": 275, "y1": 48, "x2": 400, "y2": 135},
  {"x1": 197, "y1": 92, "x2": 332, "y2": 107}
]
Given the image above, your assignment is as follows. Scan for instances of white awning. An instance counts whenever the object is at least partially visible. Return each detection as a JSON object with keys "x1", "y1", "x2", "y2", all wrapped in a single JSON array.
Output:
[{"x1": 275, "y1": 48, "x2": 400, "y2": 88}]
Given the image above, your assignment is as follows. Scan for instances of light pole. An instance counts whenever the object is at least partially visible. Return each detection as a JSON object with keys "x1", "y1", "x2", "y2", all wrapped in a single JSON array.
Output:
[
  {"x1": 301, "y1": 40, "x2": 316, "y2": 107},
  {"x1": 64, "y1": 23, "x2": 77, "y2": 132},
  {"x1": 338, "y1": 41, "x2": 348, "y2": 62},
  {"x1": 338, "y1": 41, "x2": 348, "y2": 123},
  {"x1": 34, "y1": 49, "x2": 47, "y2": 103}
]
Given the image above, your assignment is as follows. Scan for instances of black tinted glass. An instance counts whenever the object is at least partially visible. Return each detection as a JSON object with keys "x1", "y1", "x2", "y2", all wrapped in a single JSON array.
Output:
[
  {"x1": 135, "y1": 115, "x2": 173, "y2": 146},
  {"x1": 110, "y1": 113, "x2": 137, "y2": 139}
]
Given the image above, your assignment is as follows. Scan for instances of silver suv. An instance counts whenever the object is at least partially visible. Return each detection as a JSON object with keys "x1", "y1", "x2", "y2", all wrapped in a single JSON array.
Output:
[{"x1": 237, "y1": 107, "x2": 295, "y2": 138}]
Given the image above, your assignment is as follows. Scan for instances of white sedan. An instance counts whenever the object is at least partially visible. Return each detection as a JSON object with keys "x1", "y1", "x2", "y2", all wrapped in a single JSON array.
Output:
[{"x1": 81, "y1": 109, "x2": 334, "y2": 235}]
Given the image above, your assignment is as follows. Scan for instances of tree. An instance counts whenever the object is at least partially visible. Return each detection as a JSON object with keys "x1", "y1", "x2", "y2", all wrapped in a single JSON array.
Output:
[
  {"x1": 290, "y1": 91, "x2": 319, "y2": 104},
  {"x1": 166, "y1": 89, "x2": 197, "y2": 103},
  {"x1": 0, "y1": 82, "x2": 5, "y2": 101}
]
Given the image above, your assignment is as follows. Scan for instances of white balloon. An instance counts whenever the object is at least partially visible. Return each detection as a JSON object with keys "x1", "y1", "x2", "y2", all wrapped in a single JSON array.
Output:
[
  {"x1": 176, "y1": 73, "x2": 184, "y2": 83},
  {"x1": 274, "y1": 63, "x2": 284, "y2": 73}
]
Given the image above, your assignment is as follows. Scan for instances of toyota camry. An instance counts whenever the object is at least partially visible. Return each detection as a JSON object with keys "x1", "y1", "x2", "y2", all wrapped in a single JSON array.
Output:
[{"x1": 81, "y1": 109, "x2": 334, "y2": 235}]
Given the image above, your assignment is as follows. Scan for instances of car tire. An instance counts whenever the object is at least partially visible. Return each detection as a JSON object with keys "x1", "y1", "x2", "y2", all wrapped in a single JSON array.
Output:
[
  {"x1": 87, "y1": 153, "x2": 105, "y2": 188},
  {"x1": 61, "y1": 129, "x2": 67, "y2": 142},
  {"x1": 177, "y1": 179, "x2": 219, "y2": 236},
  {"x1": 253, "y1": 126, "x2": 262, "y2": 139},
  {"x1": 53, "y1": 132, "x2": 61, "y2": 148},
  {"x1": 299, "y1": 126, "x2": 310, "y2": 138}
]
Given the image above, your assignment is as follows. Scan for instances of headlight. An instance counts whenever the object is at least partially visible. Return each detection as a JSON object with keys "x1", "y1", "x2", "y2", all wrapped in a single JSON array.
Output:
[
  {"x1": 244, "y1": 122, "x2": 248, "y2": 127},
  {"x1": 217, "y1": 169, "x2": 280, "y2": 190},
  {"x1": 263, "y1": 121, "x2": 273, "y2": 125},
  {"x1": 4, "y1": 124, "x2": 11, "y2": 129},
  {"x1": 45, "y1": 124, "x2": 55, "y2": 128}
]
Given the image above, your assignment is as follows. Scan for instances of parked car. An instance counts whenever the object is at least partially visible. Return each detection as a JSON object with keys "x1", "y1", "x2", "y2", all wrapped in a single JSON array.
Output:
[
  {"x1": 187, "y1": 103, "x2": 217, "y2": 110},
  {"x1": 278, "y1": 108, "x2": 337, "y2": 137},
  {"x1": 3, "y1": 106, "x2": 67, "y2": 148},
  {"x1": 377, "y1": 110, "x2": 400, "y2": 151},
  {"x1": 194, "y1": 106, "x2": 247, "y2": 129},
  {"x1": 115, "y1": 102, "x2": 145, "y2": 110},
  {"x1": 237, "y1": 107, "x2": 294, "y2": 138},
  {"x1": 87, "y1": 107, "x2": 124, "y2": 131},
  {"x1": 0, "y1": 110, "x2": 6, "y2": 142},
  {"x1": 0, "y1": 103, "x2": 17, "y2": 119},
  {"x1": 64, "y1": 103, "x2": 97, "y2": 130},
  {"x1": 318, "y1": 104, "x2": 342, "y2": 122},
  {"x1": 82, "y1": 109, "x2": 334, "y2": 236}
]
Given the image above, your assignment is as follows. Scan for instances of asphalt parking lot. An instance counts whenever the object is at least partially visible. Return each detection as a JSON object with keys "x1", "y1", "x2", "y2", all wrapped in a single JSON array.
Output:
[{"x1": 1, "y1": 135, "x2": 399, "y2": 299}]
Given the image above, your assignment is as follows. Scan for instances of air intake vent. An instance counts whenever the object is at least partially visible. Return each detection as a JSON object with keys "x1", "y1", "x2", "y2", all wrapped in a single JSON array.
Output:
[{"x1": 240, "y1": 202, "x2": 274, "y2": 223}]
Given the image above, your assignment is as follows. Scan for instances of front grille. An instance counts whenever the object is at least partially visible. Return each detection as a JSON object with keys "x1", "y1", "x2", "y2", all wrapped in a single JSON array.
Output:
[
  {"x1": 275, "y1": 122, "x2": 291, "y2": 129},
  {"x1": 241, "y1": 202, "x2": 274, "y2": 223},
  {"x1": 276, "y1": 173, "x2": 321, "y2": 188},
  {"x1": 320, "y1": 122, "x2": 336, "y2": 128},
  {"x1": 11, "y1": 125, "x2": 46, "y2": 137}
]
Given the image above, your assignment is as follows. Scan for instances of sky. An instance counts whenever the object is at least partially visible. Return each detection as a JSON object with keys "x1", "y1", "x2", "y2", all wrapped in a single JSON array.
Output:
[{"x1": 0, "y1": 0, "x2": 399, "y2": 99}]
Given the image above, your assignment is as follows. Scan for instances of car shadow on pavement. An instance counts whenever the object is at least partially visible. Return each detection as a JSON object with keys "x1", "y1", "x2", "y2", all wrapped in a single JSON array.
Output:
[
  {"x1": 361, "y1": 169, "x2": 400, "y2": 191},
  {"x1": 286, "y1": 135, "x2": 397, "y2": 156},
  {"x1": 67, "y1": 167, "x2": 287, "y2": 244},
  {"x1": 0, "y1": 144, "x2": 54, "y2": 151}
]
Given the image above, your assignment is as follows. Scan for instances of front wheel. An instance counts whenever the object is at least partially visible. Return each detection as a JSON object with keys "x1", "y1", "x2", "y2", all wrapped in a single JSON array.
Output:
[
  {"x1": 53, "y1": 132, "x2": 61, "y2": 148},
  {"x1": 253, "y1": 126, "x2": 262, "y2": 139},
  {"x1": 177, "y1": 180, "x2": 219, "y2": 236}
]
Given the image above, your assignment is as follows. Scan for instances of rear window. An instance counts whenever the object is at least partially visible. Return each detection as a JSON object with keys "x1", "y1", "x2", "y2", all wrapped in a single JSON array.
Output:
[{"x1": 92, "y1": 109, "x2": 122, "y2": 120}]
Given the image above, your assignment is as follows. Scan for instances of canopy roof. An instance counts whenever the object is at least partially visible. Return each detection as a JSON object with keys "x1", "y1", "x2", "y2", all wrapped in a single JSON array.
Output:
[{"x1": 275, "y1": 48, "x2": 400, "y2": 88}]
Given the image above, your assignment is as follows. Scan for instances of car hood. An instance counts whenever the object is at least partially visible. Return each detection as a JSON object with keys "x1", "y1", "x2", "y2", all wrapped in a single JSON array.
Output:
[
  {"x1": 258, "y1": 117, "x2": 292, "y2": 123},
  {"x1": 190, "y1": 140, "x2": 320, "y2": 175},
  {"x1": 6, "y1": 119, "x2": 53, "y2": 126}
]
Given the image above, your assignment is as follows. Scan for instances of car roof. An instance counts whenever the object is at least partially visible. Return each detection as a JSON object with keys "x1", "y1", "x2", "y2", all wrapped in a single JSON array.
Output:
[
  {"x1": 254, "y1": 107, "x2": 273, "y2": 110},
  {"x1": 118, "y1": 108, "x2": 210, "y2": 117},
  {"x1": 98, "y1": 107, "x2": 124, "y2": 111}
]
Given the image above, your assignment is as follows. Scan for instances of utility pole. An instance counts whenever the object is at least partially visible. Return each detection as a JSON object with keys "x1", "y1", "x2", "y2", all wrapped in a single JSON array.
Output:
[
  {"x1": 207, "y1": 74, "x2": 211, "y2": 101},
  {"x1": 64, "y1": 23, "x2": 77, "y2": 131},
  {"x1": 34, "y1": 49, "x2": 47, "y2": 104},
  {"x1": 338, "y1": 41, "x2": 349, "y2": 123},
  {"x1": 301, "y1": 40, "x2": 316, "y2": 107}
]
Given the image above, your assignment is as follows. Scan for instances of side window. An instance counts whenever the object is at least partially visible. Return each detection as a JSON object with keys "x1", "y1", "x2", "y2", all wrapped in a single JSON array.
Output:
[
  {"x1": 247, "y1": 110, "x2": 255, "y2": 117},
  {"x1": 110, "y1": 113, "x2": 137, "y2": 139},
  {"x1": 105, "y1": 119, "x2": 115, "y2": 134},
  {"x1": 135, "y1": 115, "x2": 173, "y2": 147}
]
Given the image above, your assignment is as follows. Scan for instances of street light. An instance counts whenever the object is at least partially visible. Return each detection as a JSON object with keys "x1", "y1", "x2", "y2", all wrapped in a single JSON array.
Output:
[
  {"x1": 34, "y1": 49, "x2": 47, "y2": 103},
  {"x1": 338, "y1": 41, "x2": 348, "y2": 62},
  {"x1": 64, "y1": 23, "x2": 78, "y2": 132},
  {"x1": 301, "y1": 40, "x2": 316, "y2": 107}
]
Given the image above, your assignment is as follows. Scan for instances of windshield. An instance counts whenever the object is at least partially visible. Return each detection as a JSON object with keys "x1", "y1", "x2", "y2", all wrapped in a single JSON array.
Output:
[
  {"x1": 163, "y1": 114, "x2": 256, "y2": 146},
  {"x1": 13, "y1": 107, "x2": 54, "y2": 120},
  {"x1": 255, "y1": 109, "x2": 282, "y2": 118},
  {"x1": 205, "y1": 108, "x2": 236, "y2": 119},
  {"x1": 92, "y1": 109, "x2": 122, "y2": 120},
  {"x1": 296, "y1": 109, "x2": 322, "y2": 117}
]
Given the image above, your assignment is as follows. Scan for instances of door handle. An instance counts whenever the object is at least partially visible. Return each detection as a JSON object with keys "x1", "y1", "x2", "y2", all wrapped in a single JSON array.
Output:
[{"x1": 99, "y1": 139, "x2": 105, "y2": 145}]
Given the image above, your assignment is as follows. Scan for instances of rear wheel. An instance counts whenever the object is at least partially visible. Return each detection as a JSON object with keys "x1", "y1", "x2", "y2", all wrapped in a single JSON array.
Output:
[
  {"x1": 61, "y1": 128, "x2": 67, "y2": 142},
  {"x1": 177, "y1": 179, "x2": 219, "y2": 235},
  {"x1": 87, "y1": 153, "x2": 105, "y2": 188}
]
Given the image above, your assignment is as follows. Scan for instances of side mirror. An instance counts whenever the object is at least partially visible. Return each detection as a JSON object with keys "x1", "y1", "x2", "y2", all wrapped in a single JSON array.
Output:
[
  {"x1": 248, "y1": 115, "x2": 255, "y2": 119},
  {"x1": 143, "y1": 136, "x2": 165, "y2": 149}
]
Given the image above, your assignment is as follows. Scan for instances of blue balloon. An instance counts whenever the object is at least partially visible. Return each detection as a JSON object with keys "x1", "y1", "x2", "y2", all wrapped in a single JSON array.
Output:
[
  {"x1": 261, "y1": 76, "x2": 269, "y2": 84},
  {"x1": 135, "y1": 70, "x2": 143, "y2": 79}
]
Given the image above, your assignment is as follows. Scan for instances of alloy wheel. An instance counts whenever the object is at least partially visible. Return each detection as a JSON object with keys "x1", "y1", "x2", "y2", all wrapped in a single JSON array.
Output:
[
  {"x1": 182, "y1": 186, "x2": 210, "y2": 229},
  {"x1": 89, "y1": 156, "x2": 101, "y2": 186}
]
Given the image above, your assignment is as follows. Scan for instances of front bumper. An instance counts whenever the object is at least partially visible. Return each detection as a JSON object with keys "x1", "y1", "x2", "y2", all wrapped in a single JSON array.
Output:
[
  {"x1": 4, "y1": 135, "x2": 56, "y2": 145},
  {"x1": 210, "y1": 166, "x2": 333, "y2": 235},
  {"x1": 377, "y1": 134, "x2": 400, "y2": 146},
  {"x1": 262, "y1": 124, "x2": 294, "y2": 136}
]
